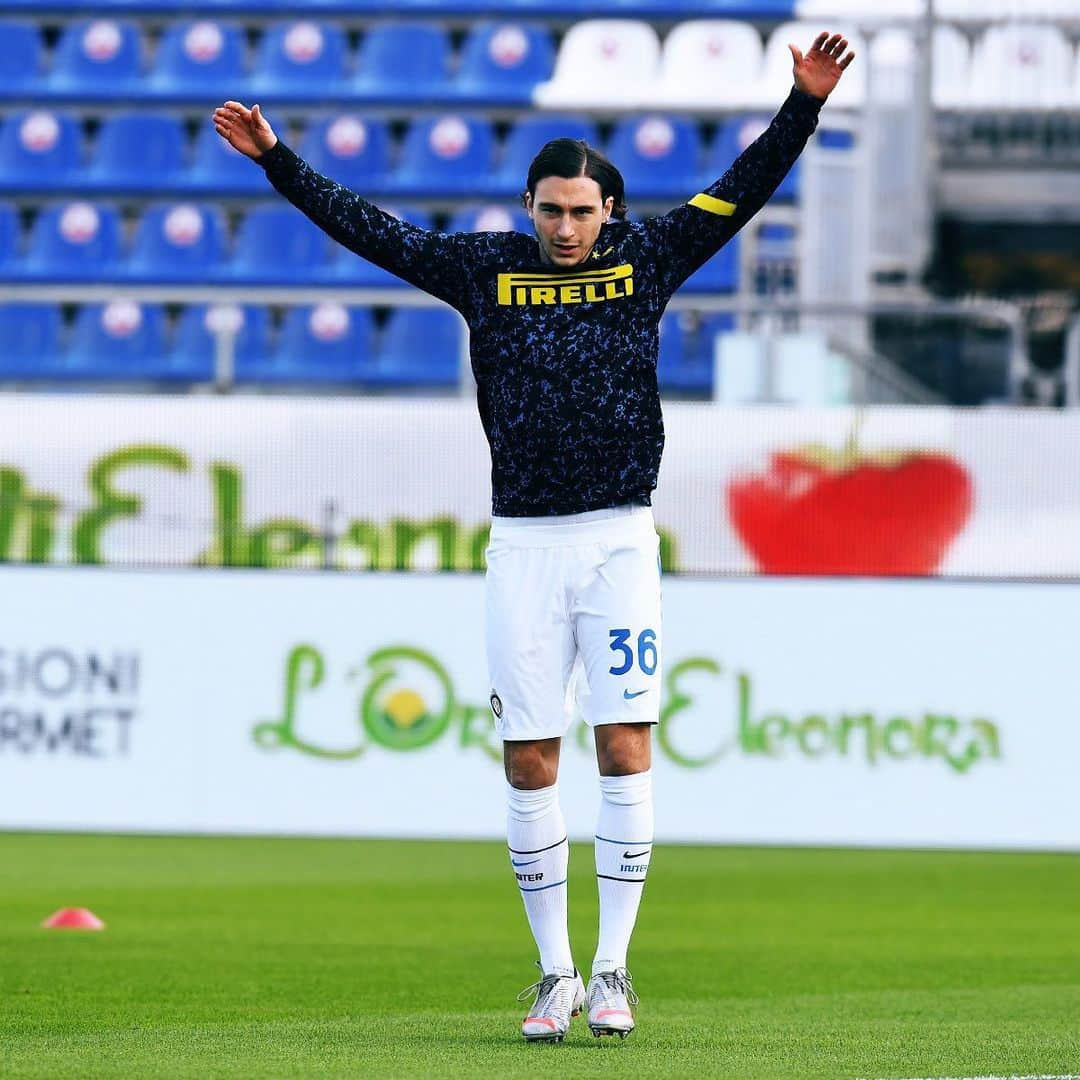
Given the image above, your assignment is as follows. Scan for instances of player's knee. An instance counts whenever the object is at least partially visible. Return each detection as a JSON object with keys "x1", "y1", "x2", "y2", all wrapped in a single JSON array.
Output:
[
  {"x1": 504, "y1": 740, "x2": 559, "y2": 789},
  {"x1": 596, "y1": 725, "x2": 651, "y2": 776}
]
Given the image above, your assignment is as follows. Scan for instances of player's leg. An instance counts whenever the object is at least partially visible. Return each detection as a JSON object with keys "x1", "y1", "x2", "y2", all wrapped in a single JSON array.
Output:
[
  {"x1": 570, "y1": 514, "x2": 661, "y2": 1037},
  {"x1": 486, "y1": 534, "x2": 583, "y2": 1040}
]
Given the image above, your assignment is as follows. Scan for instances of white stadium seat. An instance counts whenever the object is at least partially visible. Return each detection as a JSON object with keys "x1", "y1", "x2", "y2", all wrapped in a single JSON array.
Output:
[
  {"x1": 533, "y1": 20, "x2": 661, "y2": 110},
  {"x1": 969, "y1": 23, "x2": 1073, "y2": 108},
  {"x1": 932, "y1": 25, "x2": 974, "y2": 109},
  {"x1": 649, "y1": 20, "x2": 764, "y2": 109},
  {"x1": 758, "y1": 21, "x2": 866, "y2": 109},
  {"x1": 795, "y1": 0, "x2": 925, "y2": 16},
  {"x1": 937, "y1": 0, "x2": 1079, "y2": 16}
]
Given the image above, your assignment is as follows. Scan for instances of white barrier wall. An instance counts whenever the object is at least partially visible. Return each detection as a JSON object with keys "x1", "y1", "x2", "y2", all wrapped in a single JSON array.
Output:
[
  {"x1": 3, "y1": 395, "x2": 1080, "y2": 578},
  {"x1": 2, "y1": 566, "x2": 1077, "y2": 850}
]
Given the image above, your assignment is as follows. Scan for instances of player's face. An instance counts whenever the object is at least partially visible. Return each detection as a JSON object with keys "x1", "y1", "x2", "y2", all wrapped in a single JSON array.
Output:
[{"x1": 526, "y1": 176, "x2": 614, "y2": 268}]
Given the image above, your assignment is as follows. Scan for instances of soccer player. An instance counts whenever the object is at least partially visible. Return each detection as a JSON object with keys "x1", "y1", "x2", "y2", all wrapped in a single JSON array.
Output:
[{"x1": 214, "y1": 30, "x2": 853, "y2": 1043}]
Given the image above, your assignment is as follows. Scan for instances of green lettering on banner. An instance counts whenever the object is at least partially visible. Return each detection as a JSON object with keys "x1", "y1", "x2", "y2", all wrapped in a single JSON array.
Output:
[
  {"x1": 458, "y1": 703, "x2": 501, "y2": 762},
  {"x1": 249, "y1": 520, "x2": 319, "y2": 569},
  {"x1": 657, "y1": 657, "x2": 731, "y2": 767},
  {"x1": 343, "y1": 520, "x2": 381, "y2": 570},
  {"x1": 73, "y1": 446, "x2": 189, "y2": 564},
  {"x1": 0, "y1": 468, "x2": 61, "y2": 564},
  {"x1": 391, "y1": 518, "x2": 456, "y2": 571}
]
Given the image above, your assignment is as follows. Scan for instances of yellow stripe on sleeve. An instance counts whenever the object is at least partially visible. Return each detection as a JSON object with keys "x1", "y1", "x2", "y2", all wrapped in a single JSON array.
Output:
[{"x1": 688, "y1": 193, "x2": 737, "y2": 217}]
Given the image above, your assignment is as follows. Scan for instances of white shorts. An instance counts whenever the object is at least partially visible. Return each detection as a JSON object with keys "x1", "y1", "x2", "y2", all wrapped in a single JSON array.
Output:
[{"x1": 485, "y1": 504, "x2": 662, "y2": 742}]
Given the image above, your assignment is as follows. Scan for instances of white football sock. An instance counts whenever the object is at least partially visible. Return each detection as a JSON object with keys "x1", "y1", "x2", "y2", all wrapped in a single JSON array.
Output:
[
  {"x1": 506, "y1": 782, "x2": 574, "y2": 977},
  {"x1": 593, "y1": 769, "x2": 653, "y2": 976}
]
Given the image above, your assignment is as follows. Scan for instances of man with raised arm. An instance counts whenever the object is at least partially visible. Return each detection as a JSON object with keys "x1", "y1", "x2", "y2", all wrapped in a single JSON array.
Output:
[{"x1": 215, "y1": 30, "x2": 854, "y2": 1043}]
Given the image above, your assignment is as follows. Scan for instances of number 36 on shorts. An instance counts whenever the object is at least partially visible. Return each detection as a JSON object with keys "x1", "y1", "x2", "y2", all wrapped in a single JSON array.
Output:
[{"x1": 608, "y1": 628, "x2": 659, "y2": 676}]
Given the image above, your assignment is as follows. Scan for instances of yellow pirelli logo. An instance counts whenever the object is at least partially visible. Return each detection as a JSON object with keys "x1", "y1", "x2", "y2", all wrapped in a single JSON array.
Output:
[{"x1": 497, "y1": 264, "x2": 634, "y2": 306}]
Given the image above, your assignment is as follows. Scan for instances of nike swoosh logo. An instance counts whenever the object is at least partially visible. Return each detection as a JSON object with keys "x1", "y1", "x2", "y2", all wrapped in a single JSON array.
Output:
[
  {"x1": 511, "y1": 858, "x2": 540, "y2": 867},
  {"x1": 623, "y1": 689, "x2": 649, "y2": 700},
  {"x1": 622, "y1": 850, "x2": 650, "y2": 859}
]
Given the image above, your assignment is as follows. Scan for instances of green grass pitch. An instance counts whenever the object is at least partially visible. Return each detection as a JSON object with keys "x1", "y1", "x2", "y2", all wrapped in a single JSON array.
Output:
[{"x1": 1, "y1": 834, "x2": 1078, "y2": 1079}]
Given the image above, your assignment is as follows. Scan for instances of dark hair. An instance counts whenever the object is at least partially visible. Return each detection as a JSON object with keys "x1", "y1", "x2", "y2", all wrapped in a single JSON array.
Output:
[{"x1": 521, "y1": 138, "x2": 628, "y2": 220}]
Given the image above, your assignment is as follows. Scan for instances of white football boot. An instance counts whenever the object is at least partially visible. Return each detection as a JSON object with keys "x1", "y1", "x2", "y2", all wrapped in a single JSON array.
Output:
[
  {"x1": 517, "y1": 963, "x2": 586, "y2": 1043},
  {"x1": 586, "y1": 967, "x2": 639, "y2": 1038}
]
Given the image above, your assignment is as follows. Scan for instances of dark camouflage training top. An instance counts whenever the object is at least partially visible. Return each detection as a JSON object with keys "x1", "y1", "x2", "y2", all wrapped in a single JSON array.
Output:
[{"x1": 258, "y1": 87, "x2": 823, "y2": 516}]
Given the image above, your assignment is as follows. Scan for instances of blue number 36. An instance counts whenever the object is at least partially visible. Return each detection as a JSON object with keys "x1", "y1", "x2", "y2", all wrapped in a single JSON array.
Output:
[{"x1": 608, "y1": 628, "x2": 658, "y2": 676}]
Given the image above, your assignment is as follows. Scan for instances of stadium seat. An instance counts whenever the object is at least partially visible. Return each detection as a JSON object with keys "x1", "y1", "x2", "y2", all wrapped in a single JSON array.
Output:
[
  {"x1": 0, "y1": 304, "x2": 65, "y2": 380},
  {"x1": 298, "y1": 115, "x2": 392, "y2": 190},
  {"x1": 606, "y1": 116, "x2": 702, "y2": 198},
  {"x1": 126, "y1": 203, "x2": 227, "y2": 282},
  {"x1": 490, "y1": 114, "x2": 599, "y2": 195},
  {"x1": 47, "y1": 19, "x2": 143, "y2": 99},
  {"x1": 391, "y1": 116, "x2": 496, "y2": 196},
  {"x1": 65, "y1": 300, "x2": 168, "y2": 381},
  {"x1": 706, "y1": 115, "x2": 800, "y2": 201},
  {"x1": 230, "y1": 205, "x2": 334, "y2": 284},
  {"x1": 351, "y1": 23, "x2": 451, "y2": 103},
  {"x1": 970, "y1": 23, "x2": 1073, "y2": 108},
  {"x1": 150, "y1": 20, "x2": 247, "y2": 100},
  {"x1": 331, "y1": 206, "x2": 433, "y2": 286},
  {"x1": 680, "y1": 231, "x2": 741, "y2": 294},
  {"x1": 240, "y1": 303, "x2": 373, "y2": 385},
  {"x1": 0, "y1": 203, "x2": 20, "y2": 277},
  {"x1": 86, "y1": 113, "x2": 186, "y2": 193},
  {"x1": 0, "y1": 111, "x2": 82, "y2": 193},
  {"x1": 249, "y1": 20, "x2": 349, "y2": 101},
  {"x1": 452, "y1": 22, "x2": 555, "y2": 104},
  {"x1": 447, "y1": 204, "x2": 532, "y2": 235},
  {"x1": 187, "y1": 118, "x2": 267, "y2": 194},
  {"x1": 369, "y1": 307, "x2": 463, "y2": 389},
  {"x1": 534, "y1": 21, "x2": 661, "y2": 109},
  {"x1": 650, "y1": 20, "x2": 764, "y2": 109},
  {"x1": 23, "y1": 202, "x2": 123, "y2": 281},
  {"x1": 932, "y1": 25, "x2": 974, "y2": 109},
  {"x1": 0, "y1": 20, "x2": 44, "y2": 97},
  {"x1": 170, "y1": 304, "x2": 272, "y2": 383},
  {"x1": 656, "y1": 312, "x2": 699, "y2": 393},
  {"x1": 759, "y1": 22, "x2": 866, "y2": 109}
]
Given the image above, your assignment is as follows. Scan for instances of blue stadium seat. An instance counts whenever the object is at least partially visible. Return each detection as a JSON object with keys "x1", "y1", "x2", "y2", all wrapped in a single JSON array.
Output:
[
  {"x1": 230, "y1": 205, "x2": 334, "y2": 284},
  {"x1": 0, "y1": 203, "x2": 21, "y2": 277},
  {"x1": 0, "y1": 111, "x2": 82, "y2": 193},
  {"x1": 249, "y1": 20, "x2": 349, "y2": 101},
  {"x1": 606, "y1": 116, "x2": 702, "y2": 198},
  {"x1": 47, "y1": 19, "x2": 142, "y2": 99},
  {"x1": 706, "y1": 115, "x2": 799, "y2": 201},
  {"x1": 351, "y1": 23, "x2": 451, "y2": 102},
  {"x1": 24, "y1": 202, "x2": 123, "y2": 282},
  {"x1": 169, "y1": 304, "x2": 272, "y2": 383},
  {"x1": 331, "y1": 206, "x2": 432, "y2": 286},
  {"x1": 0, "y1": 305, "x2": 65, "y2": 380},
  {"x1": 447, "y1": 203, "x2": 532, "y2": 235},
  {"x1": 239, "y1": 303, "x2": 373, "y2": 385},
  {"x1": 126, "y1": 203, "x2": 227, "y2": 282},
  {"x1": 656, "y1": 312, "x2": 695, "y2": 393},
  {"x1": 680, "y1": 231, "x2": 740, "y2": 294},
  {"x1": 391, "y1": 116, "x2": 496, "y2": 196},
  {"x1": 150, "y1": 20, "x2": 247, "y2": 100},
  {"x1": 0, "y1": 20, "x2": 44, "y2": 98},
  {"x1": 186, "y1": 118, "x2": 267, "y2": 195},
  {"x1": 66, "y1": 301, "x2": 168, "y2": 381},
  {"x1": 86, "y1": 113, "x2": 186, "y2": 193},
  {"x1": 490, "y1": 114, "x2": 599, "y2": 196},
  {"x1": 368, "y1": 307, "x2": 462, "y2": 389},
  {"x1": 298, "y1": 115, "x2": 391, "y2": 190},
  {"x1": 452, "y1": 22, "x2": 554, "y2": 104}
]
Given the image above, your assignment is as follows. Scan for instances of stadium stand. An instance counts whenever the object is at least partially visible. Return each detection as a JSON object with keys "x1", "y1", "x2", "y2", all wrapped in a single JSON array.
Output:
[
  {"x1": 85, "y1": 113, "x2": 187, "y2": 194},
  {"x1": 297, "y1": 115, "x2": 393, "y2": 190},
  {"x1": 392, "y1": 115, "x2": 498, "y2": 195},
  {"x1": 370, "y1": 307, "x2": 463, "y2": 389},
  {"x1": 148, "y1": 20, "x2": 247, "y2": 102},
  {"x1": 0, "y1": 20, "x2": 44, "y2": 97},
  {"x1": 66, "y1": 301, "x2": 169, "y2": 381},
  {"x1": 350, "y1": 23, "x2": 453, "y2": 103},
  {"x1": 249, "y1": 20, "x2": 350, "y2": 102},
  {"x1": 126, "y1": 203, "x2": 228, "y2": 283},
  {"x1": 229, "y1": 205, "x2": 334, "y2": 285},
  {"x1": 0, "y1": 304, "x2": 65, "y2": 381},
  {"x1": 451, "y1": 22, "x2": 556, "y2": 105},
  {"x1": 169, "y1": 303, "x2": 271, "y2": 384},
  {"x1": 606, "y1": 116, "x2": 703, "y2": 198}
]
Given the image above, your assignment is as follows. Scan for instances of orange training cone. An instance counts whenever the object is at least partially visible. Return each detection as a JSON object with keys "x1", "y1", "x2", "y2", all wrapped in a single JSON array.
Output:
[{"x1": 42, "y1": 908, "x2": 105, "y2": 931}]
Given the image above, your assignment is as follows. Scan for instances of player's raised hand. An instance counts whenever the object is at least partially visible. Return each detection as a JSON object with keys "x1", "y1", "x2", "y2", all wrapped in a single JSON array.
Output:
[
  {"x1": 788, "y1": 32, "x2": 855, "y2": 100},
  {"x1": 212, "y1": 101, "x2": 278, "y2": 158}
]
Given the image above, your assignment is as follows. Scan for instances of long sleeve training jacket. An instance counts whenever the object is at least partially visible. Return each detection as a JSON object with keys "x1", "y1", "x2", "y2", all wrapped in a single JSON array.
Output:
[{"x1": 258, "y1": 87, "x2": 823, "y2": 517}]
